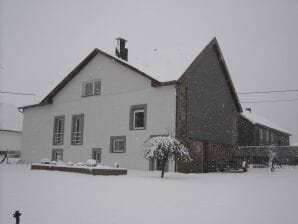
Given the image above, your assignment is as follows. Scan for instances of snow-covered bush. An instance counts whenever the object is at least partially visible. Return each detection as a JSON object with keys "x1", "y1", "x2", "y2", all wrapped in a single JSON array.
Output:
[
  {"x1": 76, "y1": 162, "x2": 84, "y2": 166},
  {"x1": 51, "y1": 161, "x2": 57, "y2": 165},
  {"x1": 67, "y1": 161, "x2": 74, "y2": 166},
  {"x1": 41, "y1": 158, "x2": 51, "y2": 164},
  {"x1": 86, "y1": 159, "x2": 97, "y2": 167},
  {"x1": 57, "y1": 160, "x2": 64, "y2": 166},
  {"x1": 144, "y1": 136, "x2": 191, "y2": 178}
]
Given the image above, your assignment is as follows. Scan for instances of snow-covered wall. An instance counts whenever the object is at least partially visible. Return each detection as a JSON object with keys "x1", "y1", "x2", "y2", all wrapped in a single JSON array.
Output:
[
  {"x1": 21, "y1": 54, "x2": 176, "y2": 170},
  {"x1": 0, "y1": 130, "x2": 22, "y2": 151}
]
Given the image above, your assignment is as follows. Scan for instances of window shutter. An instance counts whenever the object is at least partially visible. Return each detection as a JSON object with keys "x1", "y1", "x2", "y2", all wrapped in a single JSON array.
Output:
[
  {"x1": 94, "y1": 81, "x2": 101, "y2": 95},
  {"x1": 85, "y1": 82, "x2": 93, "y2": 96}
]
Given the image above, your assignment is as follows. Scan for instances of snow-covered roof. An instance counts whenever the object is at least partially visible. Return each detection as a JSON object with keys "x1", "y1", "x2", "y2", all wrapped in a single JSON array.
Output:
[
  {"x1": 0, "y1": 103, "x2": 23, "y2": 132},
  {"x1": 106, "y1": 39, "x2": 211, "y2": 82},
  {"x1": 241, "y1": 111, "x2": 290, "y2": 135}
]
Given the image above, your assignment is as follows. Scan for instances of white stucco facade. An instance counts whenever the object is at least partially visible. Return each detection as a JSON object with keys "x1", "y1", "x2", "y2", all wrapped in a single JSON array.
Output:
[
  {"x1": 21, "y1": 54, "x2": 176, "y2": 170},
  {"x1": 0, "y1": 130, "x2": 22, "y2": 152}
]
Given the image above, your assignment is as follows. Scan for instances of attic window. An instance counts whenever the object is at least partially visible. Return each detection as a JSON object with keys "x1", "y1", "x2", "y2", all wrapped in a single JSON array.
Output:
[{"x1": 82, "y1": 80, "x2": 101, "y2": 97}]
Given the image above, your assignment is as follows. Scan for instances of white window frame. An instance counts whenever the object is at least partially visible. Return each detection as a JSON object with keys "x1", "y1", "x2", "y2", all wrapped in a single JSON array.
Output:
[
  {"x1": 133, "y1": 109, "x2": 145, "y2": 130},
  {"x1": 53, "y1": 116, "x2": 64, "y2": 145},
  {"x1": 113, "y1": 139, "x2": 125, "y2": 152},
  {"x1": 110, "y1": 136, "x2": 126, "y2": 153},
  {"x1": 82, "y1": 80, "x2": 101, "y2": 97},
  {"x1": 71, "y1": 114, "x2": 84, "y2": 145}
]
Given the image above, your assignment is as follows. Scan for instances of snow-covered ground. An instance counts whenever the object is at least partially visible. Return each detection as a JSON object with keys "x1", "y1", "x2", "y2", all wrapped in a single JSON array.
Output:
[{"x1": 1, "y1": 165, "x2": 298, "y2": 224}]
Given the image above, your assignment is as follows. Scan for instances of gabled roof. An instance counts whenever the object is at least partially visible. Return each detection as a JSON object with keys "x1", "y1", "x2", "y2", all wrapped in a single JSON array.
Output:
[
  {"x1": 177, "y1": 38, "x2": 242, "y2": 112},
  {"x1": 19, "y1": 48, "x2": 176, "y2": 110},
  {"x1": 241, "y1": 111, "x2": 290, "y2": 135},
  {"x1": 19, "y1": 38, "x2": 242, "y2": 112}
]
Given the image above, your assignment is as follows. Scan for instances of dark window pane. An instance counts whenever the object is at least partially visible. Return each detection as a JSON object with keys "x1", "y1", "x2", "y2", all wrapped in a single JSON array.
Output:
[{"x1": 134, "y1": 111, "x2": 144, "y2": 128}]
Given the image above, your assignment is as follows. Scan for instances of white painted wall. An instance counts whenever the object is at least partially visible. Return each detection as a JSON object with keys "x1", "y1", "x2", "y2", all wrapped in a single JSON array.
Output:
[
  {"x1": 0, "y1": 130, "x2": 22, "y2": 151},
  {"x1": 21, "y1": 54, "x2": 176, "y2": 171}
]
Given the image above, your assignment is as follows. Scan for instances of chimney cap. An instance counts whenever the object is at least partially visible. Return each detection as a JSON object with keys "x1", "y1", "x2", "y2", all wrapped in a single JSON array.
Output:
[{"x1": 116, "y1": 37, "x2": 127, "y2": 42}]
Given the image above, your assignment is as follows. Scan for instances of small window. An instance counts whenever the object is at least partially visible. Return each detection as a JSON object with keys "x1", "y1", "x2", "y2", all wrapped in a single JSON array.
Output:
[
  {"x1": 82, "y1": 80, "x2": 101, "y2": 97},
  {"x1": 71, "y1": 114, "x2": 84, "y2": 145},
  {"x1": 129, "y1": 104, "x2": 147, "y2": 130},
  {"x1": 52, "y1": 149, "x2": 63, "y2": 161},
  {"x1": 92, "y1": 148, "x2": 102, "y2": 163},
  {"x1": 110, "y1": 136, "x2": 126, "y2": 153},
  {"x1": 53, "y1": 116, "x2": 65, "y2": 145},
  {"x1": 259, "y1": 128, "x2": 263, "y2": 140},
  {"x1": 266, "y1": 130, "x2": 270, "y2": 142}
]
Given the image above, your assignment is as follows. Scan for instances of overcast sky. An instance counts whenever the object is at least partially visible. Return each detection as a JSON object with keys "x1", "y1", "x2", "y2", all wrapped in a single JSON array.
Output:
[{"x1": 1, "y1": 0, "x2": 298, "y2": 143}]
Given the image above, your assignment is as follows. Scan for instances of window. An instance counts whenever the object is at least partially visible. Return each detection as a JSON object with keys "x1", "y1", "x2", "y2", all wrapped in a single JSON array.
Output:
[
  {"x1": 266, "y1": 130, "x2": 270, "y2": 142},
  {"x1": 271, "y1": 132, "x2": 274, "y2": 143},
  {"x1": 82, "y1": 80, "x2": 101, "y2": 97},
  {"x1": 129, "y1": 104, "x2": 147, "y2": 130},
  {"x1": 52, "y1": 149, "x2": 63, "y2": 161},
  {"x1": 92, "y1": 148, "x2": 102, "y2": 163},
  {"x1": 110, "y1": 136, "x2": 126, "y2": 153},
  {"x1": 259, "y1": 128, "x2": 263, "y2": 140},
  {"x1": 71, "y1": 114, "x2": 84, "y2": 145},
  {"x1": 53, "y1": 116, "x2": 65, "y2": 145}
]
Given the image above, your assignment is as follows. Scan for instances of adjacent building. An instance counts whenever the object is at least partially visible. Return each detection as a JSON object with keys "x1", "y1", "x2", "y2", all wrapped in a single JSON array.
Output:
[
  {"x1": 238, "y1": 109, "x2": 290, "y2": 146},
  {"x1": 0, "y1": 103, "x2": 23, "y2": 158},
  {"x1": 19, "y1": 38, "x2": 242, "y2": 172}
]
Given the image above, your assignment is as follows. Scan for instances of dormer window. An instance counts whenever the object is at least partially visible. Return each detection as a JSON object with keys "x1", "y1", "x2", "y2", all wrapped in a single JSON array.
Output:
[{"x1": 82, "y1": 80, "x2": 101, "y2": 97}]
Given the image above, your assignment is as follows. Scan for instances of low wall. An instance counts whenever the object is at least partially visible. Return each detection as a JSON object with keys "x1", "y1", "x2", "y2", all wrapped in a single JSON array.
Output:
[{"x1": 31, "y1": 164, "x2": 127, "y2": 175}]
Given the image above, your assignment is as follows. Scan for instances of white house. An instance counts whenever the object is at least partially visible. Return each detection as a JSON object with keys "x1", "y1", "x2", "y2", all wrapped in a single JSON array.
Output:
[
  {"x1": 0, "y1": 103, "x2": 22, "y2": 157},
  {"x1": 19, "y1": 38, "x2": 242, "y2": 172}
]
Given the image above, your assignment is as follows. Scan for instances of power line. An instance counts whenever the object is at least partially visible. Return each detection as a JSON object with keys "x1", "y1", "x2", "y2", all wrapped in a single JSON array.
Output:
[
  {"x1": 237, "y1": 89, "x2": 298, "y2": 94},
  {"x1": 0, "y1": 90, "x2": 36, "y2": 96},
  {"x1": 241, "y1": 98, "x2": 298, "y2": 104}
]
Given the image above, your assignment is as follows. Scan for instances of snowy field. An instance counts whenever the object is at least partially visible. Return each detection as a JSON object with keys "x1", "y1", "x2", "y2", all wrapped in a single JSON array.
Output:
[{"x1": 1, "y1": 165, "x2": 298, "y2": 224}]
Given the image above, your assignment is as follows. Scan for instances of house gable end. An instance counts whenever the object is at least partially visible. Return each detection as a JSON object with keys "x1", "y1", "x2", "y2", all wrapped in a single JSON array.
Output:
[
  {"x1": 177, "y1": 38, "x2": 240, "y2": 145},
  {"x1": 20, "y1": 48, "x2": 174, "y2": 110}
]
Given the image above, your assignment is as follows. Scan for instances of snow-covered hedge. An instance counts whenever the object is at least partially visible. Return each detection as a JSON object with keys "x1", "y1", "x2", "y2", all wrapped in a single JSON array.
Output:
[
  {"x1": 76, "y1": 162, "x2": 84, "y2": 166},
  {"x1": 40, "y1": 158, "x2": 51, "y2": 164},
  {"x1": 67, "y1": 161, "x2": 74, "y2": 166}
]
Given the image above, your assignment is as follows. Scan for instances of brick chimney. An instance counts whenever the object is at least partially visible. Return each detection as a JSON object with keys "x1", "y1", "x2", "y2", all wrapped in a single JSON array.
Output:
[{"x1": 115, "y1": 37, "x2": 128, "y2": 61}]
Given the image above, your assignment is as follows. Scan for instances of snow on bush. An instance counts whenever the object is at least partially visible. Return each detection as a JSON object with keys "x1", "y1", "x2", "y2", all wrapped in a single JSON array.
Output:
[
  {"x1": 67, "y1": 161, "x2": 74, "y2": 166},
  {"x1": 144, "y1": 136, "x2": 191, "y2": 178},
  {"x1": 57, "y1": 160, "x2": 64, "y2": 165},
  {"x1": 76, "y1": 162, "x2": 84, "y2": 166},
  {"x1": 86, "y1": 159, "x2": 97, "y2": 167},
  {"x1": 51, "y1": 161, "x2": 57, "y2": 165},
  {"x1": 41, "y1": 158, "x2": 51, "y2": 164}
]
